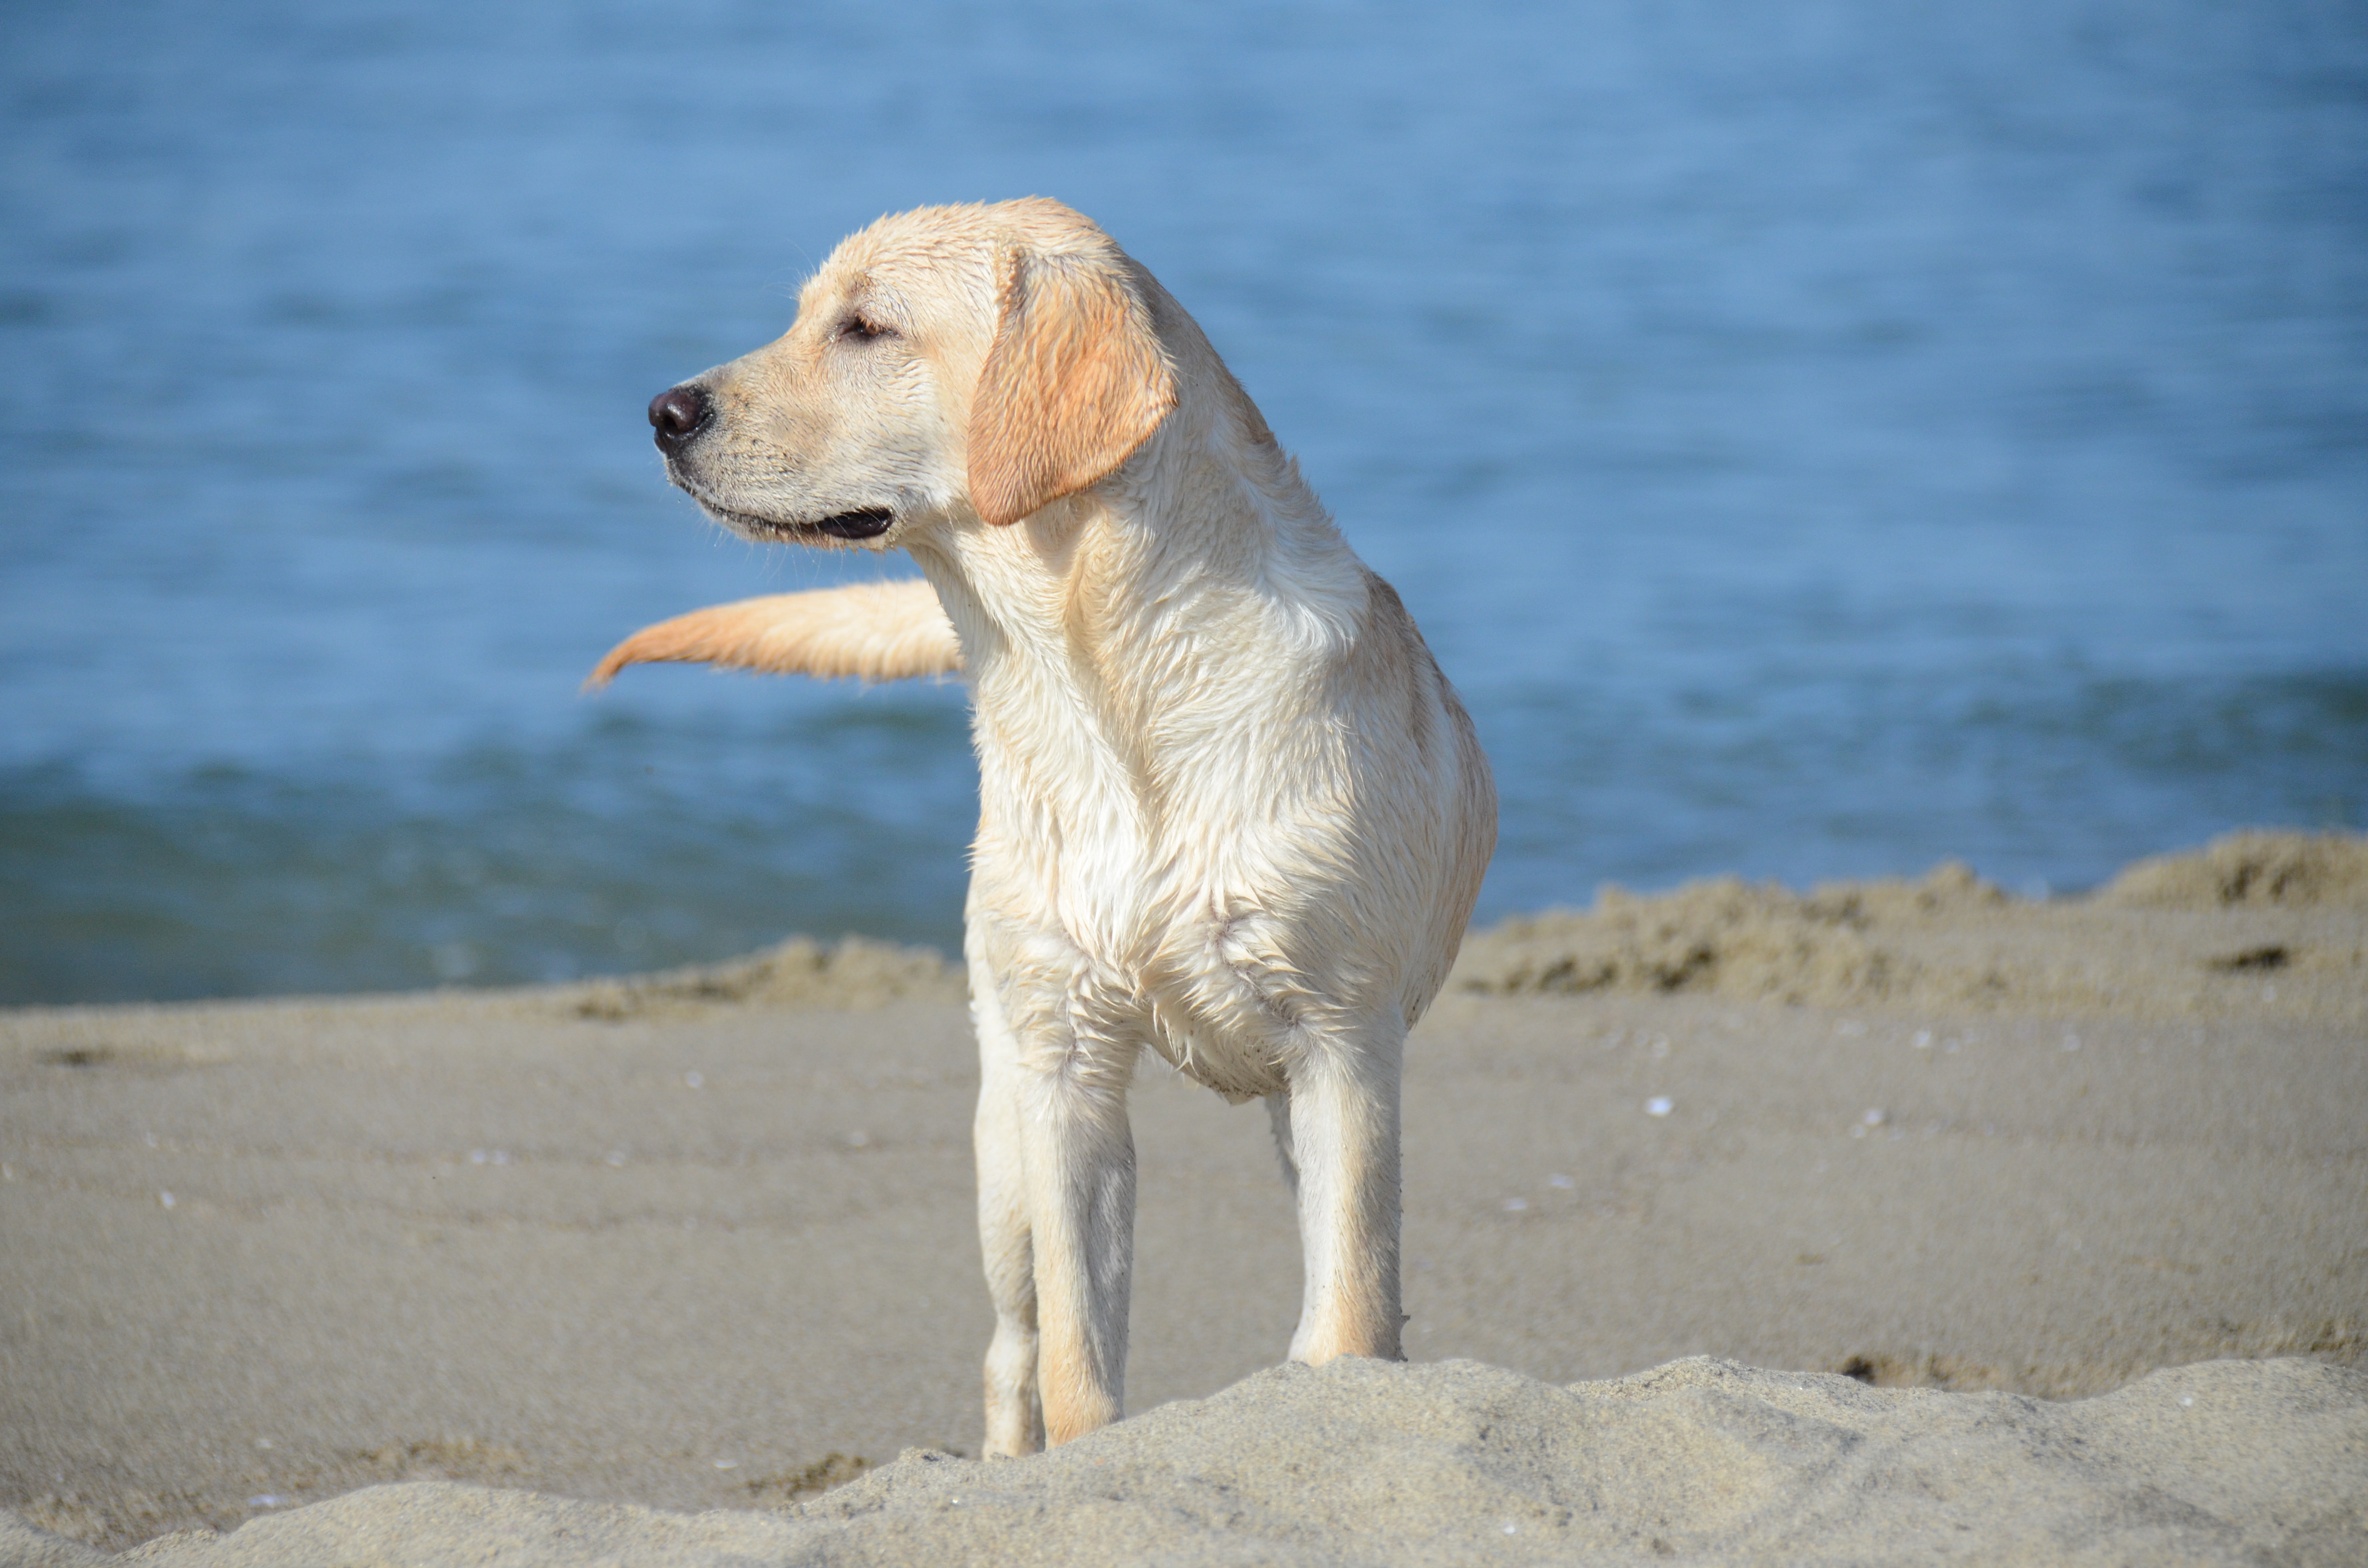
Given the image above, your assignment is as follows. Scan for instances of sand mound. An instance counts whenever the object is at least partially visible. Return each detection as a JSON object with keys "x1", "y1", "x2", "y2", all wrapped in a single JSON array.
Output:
[
  {"x1": 56, "y1": 1355, "x2": 2364, "y2": 1567},
  {"x1": 1451, "y1": 862, "x2": 2007, "y2": 1008},
  {"x1": 562, "y1": 934, "x2": 965, "y2": 1020},
  {"x1": 2098, "y1": 829, "x2": 2368, "y2": 910},
  {"x1": 1451, "y1": 831, "x2": 2367, "y2": 1023}
]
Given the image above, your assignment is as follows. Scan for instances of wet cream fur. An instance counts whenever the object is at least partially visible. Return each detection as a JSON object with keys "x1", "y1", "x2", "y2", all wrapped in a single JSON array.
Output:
[{"x1": 594, "y1": 198, "x2": 1496, "y2": 1456}]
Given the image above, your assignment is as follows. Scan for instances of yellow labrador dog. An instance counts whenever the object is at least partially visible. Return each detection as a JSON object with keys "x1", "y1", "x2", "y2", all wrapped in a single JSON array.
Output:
[{"x1": 592, "y1": 199, "x2": 1494, "y2": 1456}]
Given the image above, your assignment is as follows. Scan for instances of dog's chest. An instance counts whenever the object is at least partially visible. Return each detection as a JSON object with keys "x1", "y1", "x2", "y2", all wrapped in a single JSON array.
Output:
[
  {"x1": 963, "y1": 619, "x2": 1344, "y2": 1091},
  {"x1": 969, "y1": 647, "x2": 1226, "y2": 947}
]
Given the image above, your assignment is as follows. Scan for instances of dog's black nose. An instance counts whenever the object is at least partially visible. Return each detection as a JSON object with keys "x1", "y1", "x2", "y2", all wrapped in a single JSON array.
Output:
[{"x1": 648, "y1": 385, "x2": 711, "y2": 454}]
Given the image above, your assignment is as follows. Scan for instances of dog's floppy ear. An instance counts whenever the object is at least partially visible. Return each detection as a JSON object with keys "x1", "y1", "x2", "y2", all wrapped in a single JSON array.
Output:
[{"x1": 967, "y1": 245, "x2": 1178, "y2": 528}]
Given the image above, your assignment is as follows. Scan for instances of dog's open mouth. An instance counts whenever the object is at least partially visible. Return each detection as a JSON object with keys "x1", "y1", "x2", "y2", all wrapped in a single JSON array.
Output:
[
  {"x1": 687, "y1": 486, "x2": 895, "y2": 543},
  {"x1": 805, "y1": 507, "x2": 895, "y2": 539}
]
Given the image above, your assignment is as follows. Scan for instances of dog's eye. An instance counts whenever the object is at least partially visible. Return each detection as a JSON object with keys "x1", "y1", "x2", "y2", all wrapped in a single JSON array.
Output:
[{"x1": 839, "y1": 314, "x2": 896, "y2": 343}]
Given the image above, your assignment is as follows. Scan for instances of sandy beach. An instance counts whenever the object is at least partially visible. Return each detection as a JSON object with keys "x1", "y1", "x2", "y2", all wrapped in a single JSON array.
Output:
[{"x1": 4, "y1": 833, "x2": 2362, "y2": 1563}]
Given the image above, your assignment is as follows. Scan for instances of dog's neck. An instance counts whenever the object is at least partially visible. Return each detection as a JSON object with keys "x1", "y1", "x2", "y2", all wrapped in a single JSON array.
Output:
[{"x1": 909, "y1": 373, "x2": 1370, "y2": 704}]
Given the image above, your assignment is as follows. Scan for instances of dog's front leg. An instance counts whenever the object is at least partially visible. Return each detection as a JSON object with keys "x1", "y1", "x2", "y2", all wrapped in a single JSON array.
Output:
[
  {"x1": 1014, "y1": 1023, "x2": 1138, "y2": 1444},
  {"x1": 980, "y1": 953, "x2": 1140, "y2": 1447},
  {"x1": 1284, "y1": 1027, "x2": 1406, "y2": 1365},
  {"x1": 971, "y1": 970, "x2": 1043, "y2": 1458}
]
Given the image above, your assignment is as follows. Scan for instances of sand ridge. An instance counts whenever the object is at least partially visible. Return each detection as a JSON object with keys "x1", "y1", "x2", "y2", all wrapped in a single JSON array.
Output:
[
  {"x1": 55, "y1": 1356, "x2": 2368, "y2": 1566},
  {"x1": 1453, "y1": 830, "x2": 2367, "y2": 1026}
]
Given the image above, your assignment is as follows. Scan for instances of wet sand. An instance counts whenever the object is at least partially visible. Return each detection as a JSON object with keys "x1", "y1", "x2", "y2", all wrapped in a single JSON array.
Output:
[{"x1": 3, "y1": 833, "x2": 2362, "y2": 1563}]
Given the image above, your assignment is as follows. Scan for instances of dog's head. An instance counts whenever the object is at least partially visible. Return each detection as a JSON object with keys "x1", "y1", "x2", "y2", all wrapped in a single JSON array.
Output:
[{"x1": 650, "y1": 199, "x2": 1179, "y2": 550}]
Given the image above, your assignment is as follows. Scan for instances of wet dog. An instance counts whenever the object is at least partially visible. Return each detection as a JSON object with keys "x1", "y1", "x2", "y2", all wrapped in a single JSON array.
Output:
[{"x1": 593, "y1": 199, "x2": 1494, "y2": 1454}]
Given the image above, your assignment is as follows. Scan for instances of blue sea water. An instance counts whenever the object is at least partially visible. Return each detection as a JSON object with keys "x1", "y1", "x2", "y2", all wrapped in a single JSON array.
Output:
[{"x1": 3, "y1": 0, "x2": 2363, "y2": 1004}]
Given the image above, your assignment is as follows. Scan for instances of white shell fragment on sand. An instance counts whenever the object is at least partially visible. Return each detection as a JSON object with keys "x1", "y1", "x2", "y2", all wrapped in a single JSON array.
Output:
[{"x1": 1645, "y1": 1097, "x2": 1674, "y2": 1117}]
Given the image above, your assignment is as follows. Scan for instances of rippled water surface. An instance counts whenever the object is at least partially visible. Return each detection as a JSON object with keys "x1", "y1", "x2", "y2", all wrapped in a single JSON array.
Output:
[{"x1": 5, "y1": 1, "x2": 2364, "y2": 1002}]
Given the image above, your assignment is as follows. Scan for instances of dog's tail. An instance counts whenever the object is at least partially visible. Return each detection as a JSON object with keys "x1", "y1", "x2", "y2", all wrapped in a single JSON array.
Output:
[{"x1": 584, "y1": 579, "x2": 962, "y2": 689}]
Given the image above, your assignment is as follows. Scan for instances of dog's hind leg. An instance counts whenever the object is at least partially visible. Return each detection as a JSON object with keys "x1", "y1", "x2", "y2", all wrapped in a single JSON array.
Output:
[
  {"x1": 971, "y1": 971, "x2": 1044, "y2": 1458},
  {"x1": 1283, "y1": 1025, "x2": 1406, "y2": 1366}
]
